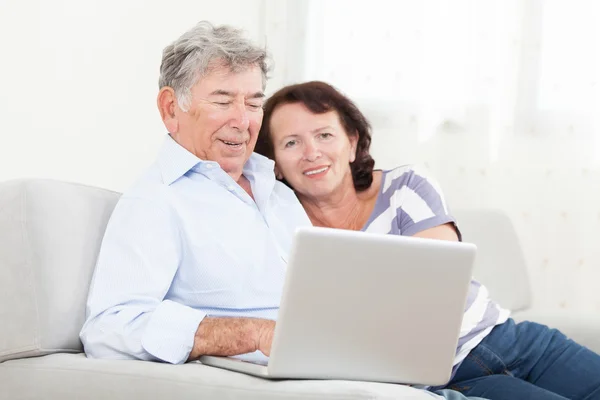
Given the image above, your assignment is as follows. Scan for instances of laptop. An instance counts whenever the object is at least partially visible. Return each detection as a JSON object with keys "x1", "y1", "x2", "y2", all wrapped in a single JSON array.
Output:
[{"x1": 200, "y1": 226, "x2": 476, "y2": 385}]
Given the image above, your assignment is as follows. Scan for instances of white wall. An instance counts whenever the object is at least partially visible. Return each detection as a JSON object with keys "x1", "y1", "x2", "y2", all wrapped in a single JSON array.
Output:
[
  {"x1": 2, "y1": 0, "x2": 598, "y2": 315},
  {"x1": 0, "y1": 0, "x2": 281, "y2": 192},
  {"x1": 299, "y1": 0, "x2": 600, "y2": 315}
]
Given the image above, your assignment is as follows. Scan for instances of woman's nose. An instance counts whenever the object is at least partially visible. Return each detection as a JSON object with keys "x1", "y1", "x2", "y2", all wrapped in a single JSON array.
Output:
[{"x1": 303, "y1": 141, "x2": 321, "y2": 162}]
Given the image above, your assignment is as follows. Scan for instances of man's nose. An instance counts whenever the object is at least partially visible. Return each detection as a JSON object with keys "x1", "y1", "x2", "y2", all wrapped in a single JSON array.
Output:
[{"x1": 229, "y1": 102, "x2": 250, "y2": 132}]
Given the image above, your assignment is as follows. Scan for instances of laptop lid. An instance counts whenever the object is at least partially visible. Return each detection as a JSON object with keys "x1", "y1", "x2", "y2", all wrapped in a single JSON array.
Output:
[{"x1": 266, "y1": 226, "x2": 476, "y2": 385}]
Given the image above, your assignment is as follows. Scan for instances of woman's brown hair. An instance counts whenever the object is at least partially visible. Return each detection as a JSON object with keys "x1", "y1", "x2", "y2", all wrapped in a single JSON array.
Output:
[{"x1": 255, "y1": 81, "x2": 375, "y2": 191}]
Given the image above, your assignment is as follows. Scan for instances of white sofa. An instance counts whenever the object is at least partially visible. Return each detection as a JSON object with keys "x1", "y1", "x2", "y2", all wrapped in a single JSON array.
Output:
[
  {"x1": 0, "y1": 179, "x2": 598, "y2": 400},
  {"x1": 453, "y1": 209, "x2": 600, "y2": 353}
]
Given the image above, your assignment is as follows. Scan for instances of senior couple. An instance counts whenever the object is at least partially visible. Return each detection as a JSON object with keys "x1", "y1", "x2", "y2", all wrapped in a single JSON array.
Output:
[{"x1": 80, "y1": 21, "x2": 600, "y2": 400}]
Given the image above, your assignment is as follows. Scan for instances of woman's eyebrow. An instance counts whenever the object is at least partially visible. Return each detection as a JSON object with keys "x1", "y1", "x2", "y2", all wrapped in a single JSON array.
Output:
[
  {"x1": 311, "y1": 125, "x2": 334, "y2": 133},
  {"x1": 279, "y1": 134, "x2": 299, "y2": 143}
]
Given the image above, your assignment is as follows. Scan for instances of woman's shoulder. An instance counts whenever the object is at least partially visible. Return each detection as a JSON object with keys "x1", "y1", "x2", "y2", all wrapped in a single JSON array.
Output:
[
  {"x1": 379, "y1": 164, "x2": 442, "y2": 194},
  {"x1": 381, "y1": 164, "x2": 416, "y2": 179},
  {"x1": 379, "y1": 164, "x2": 419, "y2": 192}
]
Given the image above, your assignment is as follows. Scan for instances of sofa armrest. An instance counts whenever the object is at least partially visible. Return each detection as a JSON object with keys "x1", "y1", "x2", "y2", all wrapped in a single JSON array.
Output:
[{"x1": 512, "y1": 309, "x2": 600, "y2": 354}]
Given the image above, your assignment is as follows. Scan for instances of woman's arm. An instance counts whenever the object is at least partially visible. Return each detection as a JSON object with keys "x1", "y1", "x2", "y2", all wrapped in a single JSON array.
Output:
[{"x1": 412, "y1": 222, "x2": 459, "y2": 242}]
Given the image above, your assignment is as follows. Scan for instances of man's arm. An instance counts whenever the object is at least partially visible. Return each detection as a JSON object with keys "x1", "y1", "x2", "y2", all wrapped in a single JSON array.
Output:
[
  {"x1": 81, "y1": 196, "x2": 274, "y2": 364},
  {"x1": 189, "y1": 317, "x2": 275, "y2": 360},
  {"x1": 188, "y1": 225, "x2": 454, "y2": 362}
]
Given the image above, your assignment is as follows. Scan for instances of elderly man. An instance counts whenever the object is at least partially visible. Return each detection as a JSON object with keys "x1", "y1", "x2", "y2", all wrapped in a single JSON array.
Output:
[
  {"x1": 80, "y1": 21, "x2": 486, "y2": 400},
  {"x1": 80, "y1": 21, "x2": 309, "y2": 364}
]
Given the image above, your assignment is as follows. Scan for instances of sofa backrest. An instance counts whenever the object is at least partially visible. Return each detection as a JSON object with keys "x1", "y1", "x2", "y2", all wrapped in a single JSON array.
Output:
[
  {"x1": 0, "y1": 179, "x2": 530, "y2": 362},
  {"x1": 453, "y1": 208, "x2": 532, "y2": 312},
  {"x1": 0, "y1": 179, "x2": 120, "y2": 362}
]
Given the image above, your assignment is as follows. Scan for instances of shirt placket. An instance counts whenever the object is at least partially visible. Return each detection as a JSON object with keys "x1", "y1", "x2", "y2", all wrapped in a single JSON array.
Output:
[{"x1": 204, "y1": 164, "x2": 289, "y2": 264}]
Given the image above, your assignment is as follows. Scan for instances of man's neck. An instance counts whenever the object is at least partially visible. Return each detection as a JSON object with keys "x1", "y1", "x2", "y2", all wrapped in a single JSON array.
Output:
[{"x1": 236, "y1": 174, "x2": 254, "y2": 200}]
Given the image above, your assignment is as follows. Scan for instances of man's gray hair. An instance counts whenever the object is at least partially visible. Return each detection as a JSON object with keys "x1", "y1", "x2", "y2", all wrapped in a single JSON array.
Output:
[{"x1": 159, "y1": 21, "x2": 270, "y2": 111}]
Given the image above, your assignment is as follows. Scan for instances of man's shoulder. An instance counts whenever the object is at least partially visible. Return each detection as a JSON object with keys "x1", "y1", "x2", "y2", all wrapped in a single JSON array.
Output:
[{"x1": 119, "y1": 162, "x2": 172, "y2": 205}]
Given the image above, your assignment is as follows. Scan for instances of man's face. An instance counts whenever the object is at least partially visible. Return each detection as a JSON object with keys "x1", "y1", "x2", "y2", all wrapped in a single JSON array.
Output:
[{"x1": 173, "y1": 65, "x2": 265, "y2": 181}]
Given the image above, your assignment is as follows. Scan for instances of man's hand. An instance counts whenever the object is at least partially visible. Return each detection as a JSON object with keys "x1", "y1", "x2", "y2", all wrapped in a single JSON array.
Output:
[
  {"x1": 257, "y1": 319, "x2": 276, "y2": 356},
  {"x1": 188, "y1": 316, "x2": 275, "y2": 361}
]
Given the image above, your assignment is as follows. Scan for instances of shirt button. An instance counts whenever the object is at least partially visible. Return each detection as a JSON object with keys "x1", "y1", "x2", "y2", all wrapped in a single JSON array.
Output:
[
  {"x1": 206, "y1": 164, "x2": 213, "y2": 169},
  {"x1": 226, "y1": 185, "x2": 235, "y2": 192}
]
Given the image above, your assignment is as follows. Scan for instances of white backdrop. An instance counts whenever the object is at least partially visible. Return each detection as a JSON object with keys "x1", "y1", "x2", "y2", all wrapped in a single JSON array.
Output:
[
  {"x1": 1, "y1": 0, "x2": 598, "y2": 314},
  {"x1": 0, "y1": 0, "x2": 295, "y2": 190},
  {"x1": 300, "y1": 0, "x2": 600, "y2": 314}
]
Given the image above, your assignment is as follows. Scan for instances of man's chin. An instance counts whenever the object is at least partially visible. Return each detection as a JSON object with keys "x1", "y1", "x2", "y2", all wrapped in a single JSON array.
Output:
[{"x1": 216, "y1": 155, "x2": 251, "y2": 178}]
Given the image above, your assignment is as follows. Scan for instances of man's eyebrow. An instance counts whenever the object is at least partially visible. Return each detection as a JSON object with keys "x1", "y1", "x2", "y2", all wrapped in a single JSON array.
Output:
[
  {"x1": 208, "y1": 90, "x2": 265, "y2": 99},
  {"x1": 248, "y1": 92, "x2": 266, "y2": 99},
  {"x1": 209, "y1": 90, "x2": 234, "y2": 96}
]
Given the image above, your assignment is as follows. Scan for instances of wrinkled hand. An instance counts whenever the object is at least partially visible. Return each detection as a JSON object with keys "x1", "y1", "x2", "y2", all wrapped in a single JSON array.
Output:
[{"x1": 257, "y1": 319, "x2": 276, "y2": 356}]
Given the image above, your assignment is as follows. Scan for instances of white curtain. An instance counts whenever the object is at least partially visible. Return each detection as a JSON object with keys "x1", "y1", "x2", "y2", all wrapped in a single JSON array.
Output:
[{"x1": 294, "y1": 0, "x2": 600, "y2": 313}]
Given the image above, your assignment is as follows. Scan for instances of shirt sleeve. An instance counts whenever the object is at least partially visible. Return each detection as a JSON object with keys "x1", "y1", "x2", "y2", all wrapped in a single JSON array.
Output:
[
  {"x1": 79, "y1": 196, "x2": 206, "y2": 364},
  {"x1": 395, "y1": 165, "x2": 462, "y2": 240}
]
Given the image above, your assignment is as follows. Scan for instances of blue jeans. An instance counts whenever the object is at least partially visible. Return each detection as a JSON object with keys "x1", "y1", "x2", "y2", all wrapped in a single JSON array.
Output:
[
  {"x1": 442, "y1": 319, "x2": 600, "y2": 399},
  {"x1": 434, "y1": 389, "x2": 489, "y2": 400}
]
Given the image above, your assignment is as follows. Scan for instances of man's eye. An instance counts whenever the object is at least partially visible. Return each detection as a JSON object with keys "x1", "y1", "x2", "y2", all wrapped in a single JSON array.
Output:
[
  {"x1": 214, "y1": 102, "x2": 231, "y2": 106},
  {"x1": 247, "y1": 103, "x2": 262, "y2": 110}
]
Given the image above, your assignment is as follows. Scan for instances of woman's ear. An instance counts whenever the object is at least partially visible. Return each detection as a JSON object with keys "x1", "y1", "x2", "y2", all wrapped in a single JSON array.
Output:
[
  {"x1": 349, "y1": 133, "x2": 359, "y2": 163},
  {"x1": 274, "y1": 165, "x2": 283, "y2": 180}
]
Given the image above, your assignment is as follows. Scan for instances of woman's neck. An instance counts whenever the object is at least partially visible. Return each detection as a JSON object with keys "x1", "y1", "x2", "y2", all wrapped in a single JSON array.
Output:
[
  {"x1": 300, "y1": 189, "x2": 364, "y2": 231},
  {"x1": 299, "y1": 171, "x2": 382, "y2": 231}
]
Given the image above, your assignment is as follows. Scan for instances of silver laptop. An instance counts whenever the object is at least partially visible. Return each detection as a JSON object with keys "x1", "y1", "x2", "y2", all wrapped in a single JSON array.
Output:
[{"x1": 200, "y1": 226, "x2": 476, "y2": 385}]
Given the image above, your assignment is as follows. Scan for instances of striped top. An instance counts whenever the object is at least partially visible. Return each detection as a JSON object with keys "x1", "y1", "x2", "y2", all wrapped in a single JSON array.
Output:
[{"x1": 362, "y1": 165, "x2": 510, "y2": 371}]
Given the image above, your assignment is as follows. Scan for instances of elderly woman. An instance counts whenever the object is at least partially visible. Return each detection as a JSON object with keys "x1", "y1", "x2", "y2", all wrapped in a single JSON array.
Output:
[{"x1": 255, "y1": 81, "x2": 600, "y2": 400}]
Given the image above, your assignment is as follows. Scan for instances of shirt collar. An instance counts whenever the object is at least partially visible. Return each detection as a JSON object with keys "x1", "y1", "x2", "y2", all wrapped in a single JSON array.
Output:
[
  {"x1": 157, "y1": 135, "x2": 203, "y2": 185},
  {"x1": 157, "y1": 134, "x2": 276, "y2": 185},
  {"x1": 243, "y1": 152, "x2": 275, "y2": 177}
]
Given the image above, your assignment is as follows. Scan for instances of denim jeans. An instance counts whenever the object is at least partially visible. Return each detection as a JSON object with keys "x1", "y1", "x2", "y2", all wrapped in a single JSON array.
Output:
[
  {"x1": 443, "y1": 318, "x2": 600, "y2": 399},
  {"x1": 434, "y1": 389, "x2": 489, "y2": 400}
]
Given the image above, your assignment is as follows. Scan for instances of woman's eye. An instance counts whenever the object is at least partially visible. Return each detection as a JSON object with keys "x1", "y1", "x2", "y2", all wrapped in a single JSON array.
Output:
[
  {"x1": 319, "y1": 133, "x2": 332, "y2": 139},
  {"x1": 285, "y1": 140, "x2": 297, "y2": 148}
]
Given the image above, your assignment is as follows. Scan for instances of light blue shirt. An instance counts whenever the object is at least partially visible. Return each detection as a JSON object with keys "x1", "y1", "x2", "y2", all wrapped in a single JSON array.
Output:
[{"x1": 80, "y1": 135, "x2": 311, "y2": 364}]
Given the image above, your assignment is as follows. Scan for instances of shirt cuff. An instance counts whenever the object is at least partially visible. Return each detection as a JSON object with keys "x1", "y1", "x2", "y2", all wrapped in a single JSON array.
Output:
[{"x1": 141, "y1": 300, "x2": 206, "y2": 364}]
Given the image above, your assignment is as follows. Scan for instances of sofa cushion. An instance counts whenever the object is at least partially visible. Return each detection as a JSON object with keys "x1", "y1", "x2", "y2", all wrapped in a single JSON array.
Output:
[
  {"x1": 0, "y1": 180, "x2": 120, "y2": 362},
  {"x1": 453, "y1": 209, "x2": 532, "y2": 312},
  {"x1": 0, "y1": 353, "x2": 438, "y2": 400}
]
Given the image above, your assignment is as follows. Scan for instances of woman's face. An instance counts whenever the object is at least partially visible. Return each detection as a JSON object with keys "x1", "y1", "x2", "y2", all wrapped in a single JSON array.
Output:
[{"x1": 268, "y1": 102, "x2": 358, "y2": 200}]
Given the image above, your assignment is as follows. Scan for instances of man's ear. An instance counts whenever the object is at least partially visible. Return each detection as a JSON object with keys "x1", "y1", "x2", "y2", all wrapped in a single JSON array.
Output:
[{"x1": 157, "y1": 87, "x2": 179, "y2": 133}]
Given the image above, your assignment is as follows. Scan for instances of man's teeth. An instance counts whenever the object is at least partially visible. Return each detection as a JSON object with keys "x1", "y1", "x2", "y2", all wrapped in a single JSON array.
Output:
[
  {"x1": 223, "y1": 140, "x2": 242, "y2": 146},
  {"x1": 305, "y1": 167, "x2": 328, "y2": 176}
]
